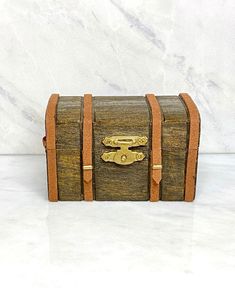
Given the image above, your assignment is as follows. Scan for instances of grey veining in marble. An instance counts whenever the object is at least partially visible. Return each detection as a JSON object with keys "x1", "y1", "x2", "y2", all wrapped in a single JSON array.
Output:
[{"x1": 0, "y1": 0, "x2": 235, "y2": 153}]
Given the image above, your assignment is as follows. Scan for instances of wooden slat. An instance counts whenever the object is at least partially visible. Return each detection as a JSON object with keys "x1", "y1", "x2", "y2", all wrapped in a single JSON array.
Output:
[
  {"x1": 94, "y1": 96, "x2": 150, "y2": 201},
  {"x1": 158, "y1": 96, "x2": 189, "y2": 200},
  {"x1": 56, "y1": 96, "x2": 83, "y2": 200}
]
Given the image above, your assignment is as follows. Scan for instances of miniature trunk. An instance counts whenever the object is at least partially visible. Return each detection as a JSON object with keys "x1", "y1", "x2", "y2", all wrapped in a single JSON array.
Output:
[{"x1": 43, "y1": 94, "x2": 200, "y2": 202}]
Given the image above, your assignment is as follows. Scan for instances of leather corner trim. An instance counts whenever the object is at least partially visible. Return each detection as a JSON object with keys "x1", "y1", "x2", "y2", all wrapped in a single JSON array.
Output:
[
  {"x1": 45, "y1": 94, "x2": 59, "y2": 202},
  {"x1": 83, "y1": 94, "x2": 93, "y2": 201},
  {"x1": 146, "y1": 94, "x2": 162, "y2": 202},
  {"x1": 179, "y1": 93, "x2": 200, "y2": 202}
]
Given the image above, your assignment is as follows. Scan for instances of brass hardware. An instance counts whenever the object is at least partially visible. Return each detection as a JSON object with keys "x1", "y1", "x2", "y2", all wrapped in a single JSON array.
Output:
[
  {"x1": 152, "y1": 164, "x2": 162, "y2": 170},
  {"x1": 83, "y1": 165, "x2": 93, "y2": 170},
  {"x1": 101, "y1": 136, "x2": 148, "y2": 165}
]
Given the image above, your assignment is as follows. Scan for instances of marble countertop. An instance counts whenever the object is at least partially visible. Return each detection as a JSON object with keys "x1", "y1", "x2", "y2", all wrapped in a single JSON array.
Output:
[{"x1": 0, "y1": 154, "x2": 234, "y2": 286}]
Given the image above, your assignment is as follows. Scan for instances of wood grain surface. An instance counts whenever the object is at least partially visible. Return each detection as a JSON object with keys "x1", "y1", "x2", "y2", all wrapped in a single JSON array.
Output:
[
  {"x1": 158, "y1": 96, "x2": 189, "y2": 200},
  {"x1": 93, "y1": 96, "x2": 150, "y2": 200},
  {"x1": 56, "y1": 96, "x2": 83, "y2": 200},
  {"x1": 54, "y1": 95, "x2": 191, "y2": 201}
]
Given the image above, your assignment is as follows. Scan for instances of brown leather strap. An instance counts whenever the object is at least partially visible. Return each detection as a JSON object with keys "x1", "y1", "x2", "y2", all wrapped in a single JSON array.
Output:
[
  {"x1": 83, "y1": 94, "x2": 93, "y2": 201},
  {"x1": 146, "y1": 94, "x2": 162, "y2": 202},
  {"x1": 45, "y1": 94, "x2": 59, "y2": 202},
  {"x1": 179, "y1": 93, "x2": 200, "y2": 202}
]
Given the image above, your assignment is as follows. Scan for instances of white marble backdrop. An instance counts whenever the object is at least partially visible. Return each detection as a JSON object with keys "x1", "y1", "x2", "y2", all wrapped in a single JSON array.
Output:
[{"x1": 0, "y1": 0, "x2": 234, "y2": 154}]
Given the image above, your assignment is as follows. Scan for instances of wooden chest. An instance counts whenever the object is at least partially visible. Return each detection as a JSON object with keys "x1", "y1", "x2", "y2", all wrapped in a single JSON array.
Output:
[{"x1": 43, "y1": 93, "x2": 200, "y2": 202}]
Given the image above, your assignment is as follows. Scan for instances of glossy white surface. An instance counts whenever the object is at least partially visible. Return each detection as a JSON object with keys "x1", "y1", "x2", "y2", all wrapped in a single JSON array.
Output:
[
  {"x1": 0, "y1": 0, "x2": 235, "y2": 154},
  {"x1": 0, "y1": 154, "x2": 234, "y2": 283}
]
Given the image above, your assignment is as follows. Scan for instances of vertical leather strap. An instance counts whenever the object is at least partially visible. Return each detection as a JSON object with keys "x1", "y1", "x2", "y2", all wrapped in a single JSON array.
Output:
[
  {"x1": 146, "y1": 94, "x2": 162, "y2": 202},
  {"x1": 179, "y1": 93, "x2": 200, "y2": 202},
  {"x1": 83, "y1": 94, "x2": 93, "y2": 201},
  {"x1": 44, "y1": 94, "x2": 59, "y2": 202}
]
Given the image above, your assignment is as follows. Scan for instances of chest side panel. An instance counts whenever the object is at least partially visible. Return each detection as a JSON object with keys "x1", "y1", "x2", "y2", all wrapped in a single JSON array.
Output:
[
  {"x1": 158, "y1": 96, "x2": 189, "y2": 201},
  {"x1": 93, "y1": 96, "x2": 150, "y2": 200},
  {"x1": 56, "y1": 96, "x2": 83, "y2": 201}
]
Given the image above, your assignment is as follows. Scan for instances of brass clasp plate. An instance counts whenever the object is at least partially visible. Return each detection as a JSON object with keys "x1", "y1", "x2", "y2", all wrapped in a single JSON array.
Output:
[{"x1": 101, "y1": 136, "x2": 148, "y2": 165}]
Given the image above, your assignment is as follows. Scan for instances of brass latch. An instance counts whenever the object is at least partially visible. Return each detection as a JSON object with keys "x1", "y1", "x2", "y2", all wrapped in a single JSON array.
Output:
[{"x1": 101, "y1": 136, "x2": 148, "y2": 165}]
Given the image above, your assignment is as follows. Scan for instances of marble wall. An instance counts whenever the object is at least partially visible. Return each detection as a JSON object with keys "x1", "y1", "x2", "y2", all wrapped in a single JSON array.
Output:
[{"x1": 0, "y1": 0, "x2": 234, "y2": 154}]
